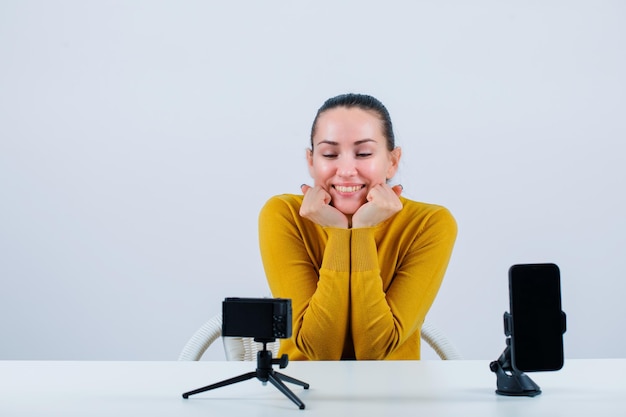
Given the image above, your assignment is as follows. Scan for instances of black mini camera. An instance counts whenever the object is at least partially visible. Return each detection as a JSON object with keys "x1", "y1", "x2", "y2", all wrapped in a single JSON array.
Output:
[{"x1": 222, "y1": 297, "x2": 292, "y2": 340}]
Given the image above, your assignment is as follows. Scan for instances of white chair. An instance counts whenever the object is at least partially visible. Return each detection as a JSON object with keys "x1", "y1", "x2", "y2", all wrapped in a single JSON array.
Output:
[{"x1": 178, "y1": 314, "x2": 463, "y2": 361}]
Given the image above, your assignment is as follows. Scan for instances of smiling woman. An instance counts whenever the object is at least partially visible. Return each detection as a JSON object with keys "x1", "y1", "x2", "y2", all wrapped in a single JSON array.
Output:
[{"x1": 258, "y1": 93, "x2": 457, "y2": 361}]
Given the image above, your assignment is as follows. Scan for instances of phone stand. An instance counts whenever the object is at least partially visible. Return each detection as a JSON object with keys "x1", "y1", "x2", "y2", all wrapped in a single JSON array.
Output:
[
  {"x1": 490, "y1": 338, "x2": 541, "y2": 397},
  {"x1": 182, "y1": 338, "x2": 310, "y2": 409}
]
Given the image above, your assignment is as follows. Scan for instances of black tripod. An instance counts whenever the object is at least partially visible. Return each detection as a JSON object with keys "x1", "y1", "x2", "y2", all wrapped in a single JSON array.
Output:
[{"x1": 182, "y1": 339, "x2": 310, "y2": 409}]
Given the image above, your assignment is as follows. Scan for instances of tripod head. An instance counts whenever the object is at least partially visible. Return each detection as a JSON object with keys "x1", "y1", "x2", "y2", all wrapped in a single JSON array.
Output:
[{"x1": 253, "y1": 338, "x2": 289, "y2": 370}]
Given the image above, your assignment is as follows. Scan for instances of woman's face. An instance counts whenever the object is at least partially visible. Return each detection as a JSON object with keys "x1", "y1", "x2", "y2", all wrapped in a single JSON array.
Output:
[{"x1": 307, "y1": 107, "x2": 401, "y2": 217}]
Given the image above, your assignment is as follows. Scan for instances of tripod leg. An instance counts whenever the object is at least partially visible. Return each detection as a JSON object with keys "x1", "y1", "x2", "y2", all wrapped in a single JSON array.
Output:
[
  {"x1": 267, "y1": 373, "x2": 306, "y2": 410},
  {"x1": 274, "y1": 371, "x2": 310, "y2": 389},
  {"x1": 182, "y1": 372, "x2": 257, "y2": 398}
]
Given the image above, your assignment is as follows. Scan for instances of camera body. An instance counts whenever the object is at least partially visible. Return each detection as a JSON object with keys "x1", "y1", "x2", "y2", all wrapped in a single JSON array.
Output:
[{"x1": 222, "y1": 297, "x2": 292, "y2": 340}]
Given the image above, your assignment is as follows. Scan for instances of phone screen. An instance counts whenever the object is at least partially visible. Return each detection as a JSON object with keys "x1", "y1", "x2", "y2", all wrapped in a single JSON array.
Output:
[{"x1": 509, "y1": 263, "x2": 565, "y2": 372}]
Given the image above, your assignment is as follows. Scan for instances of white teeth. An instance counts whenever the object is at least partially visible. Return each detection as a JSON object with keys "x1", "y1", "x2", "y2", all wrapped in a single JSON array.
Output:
[{"x1": 335, "y1": 185, "x2": 362, "y2": 193}]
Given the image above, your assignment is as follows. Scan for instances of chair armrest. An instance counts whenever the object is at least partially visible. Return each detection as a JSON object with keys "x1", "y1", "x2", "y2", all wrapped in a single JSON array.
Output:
[
  {"x1": 421, "y1": 321, "x2": 463, "y2": 360},
  {"x1": 178, "y1": 314, "x2": 223, "y2": 361}
]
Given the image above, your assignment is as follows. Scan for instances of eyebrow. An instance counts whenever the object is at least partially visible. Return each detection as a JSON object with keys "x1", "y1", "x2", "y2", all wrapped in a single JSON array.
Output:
[{"x1": 315, "y1": 138, "x2": 377, "y2": 147}]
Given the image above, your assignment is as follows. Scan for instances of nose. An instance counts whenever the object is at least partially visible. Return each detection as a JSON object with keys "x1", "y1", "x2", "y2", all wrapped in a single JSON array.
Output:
[{"x1": 336, "y1": 156, "x2": 357, "y2": 177}]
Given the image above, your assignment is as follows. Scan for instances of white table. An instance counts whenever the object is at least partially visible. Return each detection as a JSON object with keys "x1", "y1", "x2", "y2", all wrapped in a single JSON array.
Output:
[{"x1": 1, "y1": 359, "x2": 624, "y2": 416}]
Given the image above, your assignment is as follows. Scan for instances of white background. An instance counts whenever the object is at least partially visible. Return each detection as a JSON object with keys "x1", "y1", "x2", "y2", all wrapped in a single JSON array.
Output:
[{"x1": 1, "y1": 1, "x2": 624, "y2": 361}]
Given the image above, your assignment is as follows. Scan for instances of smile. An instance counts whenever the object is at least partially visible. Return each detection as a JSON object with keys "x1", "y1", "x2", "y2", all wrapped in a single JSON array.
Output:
[{"x1": 333, "y1": 185, "x2": 365, "y2": 193}]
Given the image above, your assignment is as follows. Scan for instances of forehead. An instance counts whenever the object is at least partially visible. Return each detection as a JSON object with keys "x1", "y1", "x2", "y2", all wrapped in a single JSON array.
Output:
[{"x1": 314, "y1": 107, "x2": 384, "y2": 143}]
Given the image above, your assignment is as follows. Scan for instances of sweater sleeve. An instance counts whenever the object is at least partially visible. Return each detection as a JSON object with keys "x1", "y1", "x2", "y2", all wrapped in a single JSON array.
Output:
[
  {"x1": 258, "y1": 196, "x2": 351, "y2": 360},
  {"x1": 350, "y1": 207, "x2": 457, "y2": 360}
]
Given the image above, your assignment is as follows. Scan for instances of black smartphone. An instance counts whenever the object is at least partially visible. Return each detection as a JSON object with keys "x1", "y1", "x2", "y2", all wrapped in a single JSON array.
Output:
[{"x1": 508, "y1": 263, "x2": 566, "y2": 372}]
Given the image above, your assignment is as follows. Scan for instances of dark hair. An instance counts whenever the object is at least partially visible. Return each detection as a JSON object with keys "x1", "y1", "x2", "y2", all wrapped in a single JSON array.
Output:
[{"x1": 310, "y1": 93, "x2": 395, "y2": 151}]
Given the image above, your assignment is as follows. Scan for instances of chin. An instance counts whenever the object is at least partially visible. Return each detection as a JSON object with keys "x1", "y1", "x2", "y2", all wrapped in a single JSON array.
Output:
[{"x1": 333, "y1": 203, "x2": 360, "y2": 217}]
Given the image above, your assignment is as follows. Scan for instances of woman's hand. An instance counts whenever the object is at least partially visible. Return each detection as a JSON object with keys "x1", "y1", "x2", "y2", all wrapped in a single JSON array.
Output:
[
  {"x1": 351, "y1": 184, "x2": 403, "y2": 229},
  {"x1": 300, "y1": 184, "x2": 350, "y2": 228}
]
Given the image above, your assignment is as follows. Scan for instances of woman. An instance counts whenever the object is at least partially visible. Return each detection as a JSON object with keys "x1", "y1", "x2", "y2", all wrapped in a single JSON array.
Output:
[{"x1": 258, "y1": 93, "x2": 457, "y2": 360}]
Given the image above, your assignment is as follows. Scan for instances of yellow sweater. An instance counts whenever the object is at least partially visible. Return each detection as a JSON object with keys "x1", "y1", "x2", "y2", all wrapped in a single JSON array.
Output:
[{"x1": 258, "y1": 194, "x2": 457, "y2": 360}]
